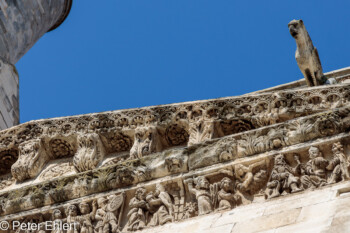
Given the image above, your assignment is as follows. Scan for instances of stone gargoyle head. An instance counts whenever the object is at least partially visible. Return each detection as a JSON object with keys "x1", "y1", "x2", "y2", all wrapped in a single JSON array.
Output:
[{"x1": 288, "y1": 19, "x2": 305, "y2": 39}]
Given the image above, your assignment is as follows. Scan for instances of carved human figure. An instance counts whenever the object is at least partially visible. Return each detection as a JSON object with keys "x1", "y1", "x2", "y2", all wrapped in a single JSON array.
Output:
[
  {"x1": 266, "y1": 154, "x2": 302, "y2": 198},
  {"x1": 235, "y1": 160, "x2": 267, "y2": 195},
  {"x1": 185, "y1": 176, "x2": 213, "y2": 215},
  {"x1": 66, "y1": 204, "x2": 81, "y2": 233},
  {"x1": 300, "y1": 146, "x2": 328, "y2": 189},
  {"x1": 79, "y1": 200, "x2": 97, "y2": 233},
  {"x1": 327, "y1": 142, "x2": 350, "y2": 184},
  {"x1": 127, "y1": 187, "x2": 149, "y2": 231},
  {"x1": 94, "y1": 197, "x2": 119, "y2": 233},
  {"x1": 165, "y1": 155, "x2": 184, "y2": 173},
  {"x1": 146, "y1": 183, "x2": 173, "y2": 227},
  {"x1": 217, "y1": 177, "x2": 240, "y2": 211},
  {"x1": 52, "y1": 209, "x2": 64, "y2": 233}
]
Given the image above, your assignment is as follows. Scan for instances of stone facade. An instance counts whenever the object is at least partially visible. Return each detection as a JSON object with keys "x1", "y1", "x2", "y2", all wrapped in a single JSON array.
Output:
[{"x1": 0, "y1": 67, "x2": 349, "y2": 231}]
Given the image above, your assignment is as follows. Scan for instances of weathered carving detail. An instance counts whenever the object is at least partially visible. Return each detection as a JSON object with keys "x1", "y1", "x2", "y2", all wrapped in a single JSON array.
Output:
[
  {"x1": 79, "y1": 200, "x2": 97, "y2": 233},
  {"x1": 73, "y1": 173, "x2": 93, "y2": 197},
  {"x1": 315, "y1": 113, "x2": 342, "y2": 136},
  {"x1": 234, "y1": 160, "x2": 268, "y2": 195},
  {"x1": 185, "y1": 176, "x2": 213, "y2": 215},
  {"x1": 165, "y1": 124, "x2": 189, "y2": 146},
  {"x1": 327, "y1": 142, "x2": 350, "y2": 184},
  {"x1": 49, "y1": 139, "x2": 74, "y2": 158},
  {"x1": 100, "y1": 132, "x2": 132, "y2": 154},
  {"x1": 300, "y1": 146, "x2": 328, "y2": 189},
  {"x1": 237, "y1": 134, "x2": 265, "y2": 157},
  {"x1": 147, "y1": 184, "x2": 173, "y2": 227},
  {"x1": 52, "y1": 209, "x2": 64, "y2": 233},
  {"x1": 38, "y1": 162, "x2": 74, "y2": 181},
  {"x1": 0, "y1": 149, "x2": 18, "y2": 175},
  {"x1": 1, "y1": 65, "x2": 350, "y2": 231},
  {"x1": 73, "y1": 133, "x2": 106, "y2": 172},
  {"x1": 165, "y1": 153, "x2": 187, "y2": 173},
  {"x1": 126, "y1": 187, "x2": 148, "y2": 231},
  {"x1": 130, "y1": 126, "x2": 163, "y2": 159},
  {"x1": 11, "y1": 139, "x2": 48, "y2": 181},
  {"x1": 217, "y1": 177, "x2": 241, "y2": 211},
  {"x1": 265, "y1": 154, "x2": 302, "y2": 199},
  {"x1": 126, "y1": 184, "x2": 174, "y2": 231},
  {"x1": 95, "y1": 192, "x2": 125, "y2": 233},
  {"x1": 288, "y1": 19, "x2": 332, "y2": 86},
  {"x1": 188, "y1": 121, "x2": 216, "y2": 146},
  {"x1": 0, "y1": 175, "x2": 14, "y2": 190}
]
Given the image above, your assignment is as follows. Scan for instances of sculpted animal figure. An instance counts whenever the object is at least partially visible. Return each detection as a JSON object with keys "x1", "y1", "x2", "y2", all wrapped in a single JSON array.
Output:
[{"x1": 288, "y1": 19, "x2": 335, "y2": 86}]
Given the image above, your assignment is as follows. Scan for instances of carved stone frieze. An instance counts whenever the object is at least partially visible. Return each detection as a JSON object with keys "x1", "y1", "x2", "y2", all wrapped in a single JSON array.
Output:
[
  {"x1": 1, "y1": 68, "x2": 350, "y2": 232},
  {"x1": 0, "y1": 84, "x2": 347, "y2": 161},
  {"x1": 1, "y1": 136, "x2": 350, "y2": 231}
]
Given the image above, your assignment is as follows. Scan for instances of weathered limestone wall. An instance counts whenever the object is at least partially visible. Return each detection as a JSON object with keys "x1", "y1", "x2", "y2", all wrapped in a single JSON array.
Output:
[{"x1": 0, "y1": 0, "x2": 72, "y2": 129}]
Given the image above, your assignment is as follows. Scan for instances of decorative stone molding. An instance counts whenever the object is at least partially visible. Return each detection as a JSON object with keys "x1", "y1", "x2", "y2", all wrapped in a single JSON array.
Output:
[
  {"x1": 0, "y1": 71, "x2": 349, "y2": 232},
  {"x1": 1, "y1": 133, "x2": 350, "y2": 232}
]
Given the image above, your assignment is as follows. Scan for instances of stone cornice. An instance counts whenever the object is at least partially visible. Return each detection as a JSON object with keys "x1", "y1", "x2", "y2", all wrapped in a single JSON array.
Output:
[{"x1": 0, "y1": 105, "x2": 349, "y2": 216}]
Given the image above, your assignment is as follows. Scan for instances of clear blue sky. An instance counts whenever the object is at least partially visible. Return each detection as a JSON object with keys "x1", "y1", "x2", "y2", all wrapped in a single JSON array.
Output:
[{"x1": 17, "y1": 1, "x2": 350, "y2": 123}]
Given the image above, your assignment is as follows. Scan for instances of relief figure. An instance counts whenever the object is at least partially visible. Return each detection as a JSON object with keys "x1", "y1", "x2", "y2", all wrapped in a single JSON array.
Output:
[
  {"x1": 300, "y1": 146, "x2": 328, "y2": 189},
  {"x1": 185, "y1": 176, "x2": 213, "y2": 215},
  {"x1": 146, "y1": 183, "x2": 173, "y2": 227}
]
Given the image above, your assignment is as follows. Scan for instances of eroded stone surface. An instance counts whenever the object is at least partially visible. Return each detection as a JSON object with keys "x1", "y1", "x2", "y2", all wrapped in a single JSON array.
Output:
[{"x1": 0, "y1": 63, "x2": 349, "y2": 231}]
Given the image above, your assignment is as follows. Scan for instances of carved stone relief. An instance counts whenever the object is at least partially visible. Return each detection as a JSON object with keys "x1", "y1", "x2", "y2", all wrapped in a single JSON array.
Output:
[
  {"x1": 0, "y1": 149, "x2": 17, "y2": 175},
  {"x1": 0, "y1": 70, "x2": 350, "y2": 232},
  {"x1": 130, "y1": 126, "x2": 163, "y2": 159},
  {"x1": 73, "y1": 133, "x2": 106, "y2": 172},
  {"x1": 11, "y1": 139, "x2": 48, "y2": 181}
]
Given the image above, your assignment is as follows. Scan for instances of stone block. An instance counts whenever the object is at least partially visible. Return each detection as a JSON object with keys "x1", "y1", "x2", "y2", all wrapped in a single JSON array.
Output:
[
  {"x1": 231, "y1": 208, "x2": 301, "y2": 233},
  {"x1": 212, "y1": 204, "x2": 265, "y2": 228},
  {"x1": 275, "y1": 219, "x2": 332, "y2": 233},
  {"x1": 263, "y1": 188, "x2": 333, "y2": 216},
  {"x1": 203, "y1": 224, "x2": 234, "y2": 233}
]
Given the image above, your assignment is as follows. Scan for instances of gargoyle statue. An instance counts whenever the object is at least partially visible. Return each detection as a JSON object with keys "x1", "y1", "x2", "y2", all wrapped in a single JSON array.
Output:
[{"x1": 288, "y1": 19, "x2": 336, "y2": 86}]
